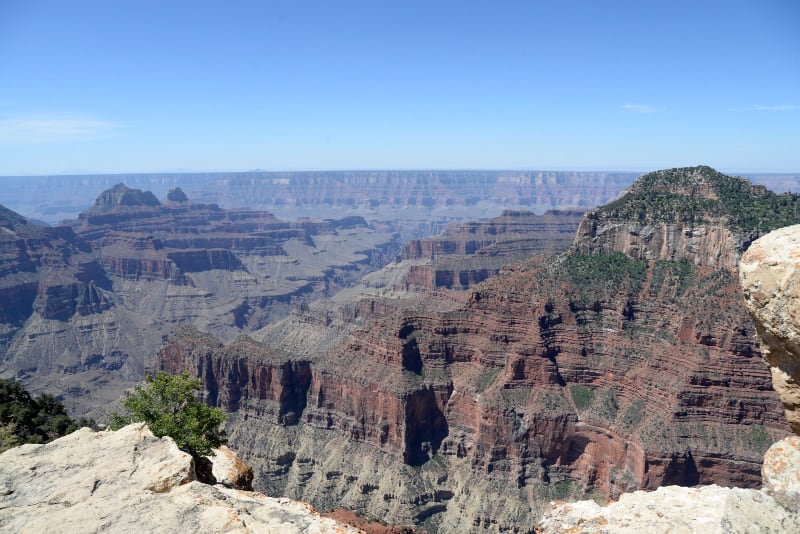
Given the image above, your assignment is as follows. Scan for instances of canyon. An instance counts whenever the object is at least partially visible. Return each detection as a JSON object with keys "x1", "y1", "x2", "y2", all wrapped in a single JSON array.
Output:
[
  {"x1": 3, "y1": 166, "x2": 800, "y2": 531},
  {"x1": 0, "y1": 185, "x2": 582, "y2": 424},
  {"x1": 0, "y1": 170, "x2": 640, "y2": 227},
  {"x1": 0, "y1": 184, "x2": 405, "y2": 418},
  {"x1": 153, "y1": 166, "x2": 799, "y2": 531}
]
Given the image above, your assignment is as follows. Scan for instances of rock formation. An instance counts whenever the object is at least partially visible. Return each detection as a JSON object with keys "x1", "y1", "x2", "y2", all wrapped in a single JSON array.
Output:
[
  {"x1": 538, "y1": 222, "x2": 800, "y2": 533},
  {"x1": 83, "y1": 183, "x2": 161, "y2": 214},
  {"x1": 740, "y1": 224, "x2": 800, "y2": 434},
  {"x1": 0, "y1": 423, "x2": 360, "y2": 533},
  {"x1": 0, "y1": 186, "x2": 404, "y2": 418},
  {"x1": 401, "y1": 209, "x2": 584, "y2": 291},
  {"x1": 155, "y1": 167, "x2": 798, "y2": 531}
]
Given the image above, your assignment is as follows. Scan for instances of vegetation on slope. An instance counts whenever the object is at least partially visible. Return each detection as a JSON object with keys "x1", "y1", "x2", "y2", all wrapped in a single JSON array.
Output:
[
  {"x1": 0, "y1": 379, "x2": 96, "y2": 453},
  {"x1": 597, "y1": 166, "x2": 800, "y2": 232}
]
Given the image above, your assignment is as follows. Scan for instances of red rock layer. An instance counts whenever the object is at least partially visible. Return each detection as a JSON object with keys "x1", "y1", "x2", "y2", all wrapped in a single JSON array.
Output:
[{"x1": 156, "y1": 254, "x2": 788, "y2": 532}]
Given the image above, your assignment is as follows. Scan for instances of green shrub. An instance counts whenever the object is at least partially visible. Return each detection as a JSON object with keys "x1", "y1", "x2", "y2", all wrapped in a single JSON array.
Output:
[{"x1": 110, "y1": 371, "x2": 226, "y2": 457}]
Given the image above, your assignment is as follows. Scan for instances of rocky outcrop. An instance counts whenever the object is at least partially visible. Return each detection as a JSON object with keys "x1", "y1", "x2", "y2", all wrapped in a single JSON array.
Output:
[
  {"x1": 208, "y1": 445, "x2": 255, "y2": 490},
  {"x1": 83, "y1": 183, "x2": 160, "y2": 214},
  {"x1": 0, "y1": 423, "x2": 360, "y2": 533},
  {"x1": 537, "y1": 475, "x2": 800, "y2": 533},
  {"x1": 537, "y1": 437, "x2": 800, "y2": 532},
  {"x1": 762, "y1": 435, "x2": 800, "y2": 512},
  {"x1": 740, "y1": 224, "x2": 800, "y2": 434},
  {"x1": 164, "y1": 187, "x2": 189, "y2": 205},
  {"x1": 575, "y1": 166, "x2": 800, "y2": 271}
]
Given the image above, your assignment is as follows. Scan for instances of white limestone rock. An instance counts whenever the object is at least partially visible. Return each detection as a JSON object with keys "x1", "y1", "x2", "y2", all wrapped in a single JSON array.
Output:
[
  {"x1": 208, "y1": 444, "x2": 254, "y2": 490},
  {"x1": 537, "y1": 484, "x2": 800, "y2": 533},
  {"x1": 762, "y1": 435, "x2": 800, "y2": 513},
  {"x1": 0, "y1": 423, "x2": 361, "y2": 533},
  {"x1": 740, "y1": 224, "x2": 800, "y2": 435}
]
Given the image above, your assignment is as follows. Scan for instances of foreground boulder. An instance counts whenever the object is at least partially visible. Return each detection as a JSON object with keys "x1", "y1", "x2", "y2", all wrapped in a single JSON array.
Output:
[
  {"x1": 0, "y1": 423, "x2": 360, "y2": 533},
  {"x1": 740, "y1": 224, "x2": 800, "y2": 435}
]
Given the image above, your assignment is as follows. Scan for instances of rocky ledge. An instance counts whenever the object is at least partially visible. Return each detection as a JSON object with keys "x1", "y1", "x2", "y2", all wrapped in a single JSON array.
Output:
[
  {"x1": 537, "y1": 436, "x2": 800, "y2": 533},
  {"x1": 0, "y1": 423, "x2": 360, "y2": 533}
]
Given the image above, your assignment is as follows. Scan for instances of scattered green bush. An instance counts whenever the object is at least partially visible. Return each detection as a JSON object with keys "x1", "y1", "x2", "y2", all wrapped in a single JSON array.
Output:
[
  {"x1": 569, "y1": 384, "x2": 594, "y2": 411},
  {"x1": 564, "y1": 252, "x2": 648, "y2": 294},
  {"x1": 0, "y1": 378, "x2": 96, "y2": 453},
  {"x1": 596, "y1": 166, "x2": 800, "y2": 233}
]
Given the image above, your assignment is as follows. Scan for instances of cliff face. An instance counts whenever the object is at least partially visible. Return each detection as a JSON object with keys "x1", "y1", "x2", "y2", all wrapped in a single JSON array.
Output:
[
  {"x1": 154, "y1": 167, "x2": 796, "y2": 532},
  {"x1": 400, "y1": 209, "x2": 584, "y2": 290},
  {"x1": 575, "y1": 218, "x2": 744, "y2": 271},
  {"x1": 0, "y1": 186, "x2": 403, "y2": 418},
  {"x1": 538, "y1": 225, "x2": 800, "y2": 533},
  {"x1": 0, "y1": 217, "x2": 112, "y2": 354},
  {"x1": 575, "y1": 166, "x2": 800, "y2": 271},
  {"x1": 0, "y1": 423, "x2": 361, "y2": 533}
]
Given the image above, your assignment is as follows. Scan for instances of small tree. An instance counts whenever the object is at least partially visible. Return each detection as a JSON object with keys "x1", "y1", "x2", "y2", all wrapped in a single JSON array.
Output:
[{"x1": 110, "y1": 371, "x2": 226, "y2": 457}]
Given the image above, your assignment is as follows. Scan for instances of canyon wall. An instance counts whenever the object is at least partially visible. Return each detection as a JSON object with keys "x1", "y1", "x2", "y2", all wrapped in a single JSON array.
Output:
[
  {"x1": 0, "y1": 170, "x2": 640, "y2": 226},
  {"x1": 538, "y1": 222, "x2": 800, "y2": 533},
  {"x1": 156, "y1": 167, "x2": 797, "y2": 531}
]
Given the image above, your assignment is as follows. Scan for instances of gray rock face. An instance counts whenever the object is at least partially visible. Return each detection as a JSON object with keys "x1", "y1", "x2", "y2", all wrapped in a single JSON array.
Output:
[
  {"x1": 0, "y1": 423, "x2": 360, "y2": 534},
  {"x1": 740, "y1": 224, "x2": 800, "y2": 435},
  {"x1": 85, "y1": 183, "x2": 161, "y2": 214}
]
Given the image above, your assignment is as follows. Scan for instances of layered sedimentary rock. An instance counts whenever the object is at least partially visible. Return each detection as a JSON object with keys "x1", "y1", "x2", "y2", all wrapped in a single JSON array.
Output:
[
  {"x1": 0, "y1": 186, "x2": 403, "y2": 418},
  {"x1": 537, "y1": 231, "x2": 800, "y2": 532},
  {"x1": 156, "y1": 167, "x2": 797, "y2": 531},
  {"x1": 0, "y1": 423, "x2": 360, "y2": 533},
  {"x1": 400, "y1": 210, "x2": 583, "y2": 291},
  {"x1": 740, "y1": 224, "x2": 800, "y2": 434},
  {"x1": 575, "y1": 166, "x2": 797, "y2": 271}
]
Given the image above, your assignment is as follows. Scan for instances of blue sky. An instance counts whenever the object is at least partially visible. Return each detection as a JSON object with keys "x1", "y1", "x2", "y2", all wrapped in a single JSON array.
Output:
[{"x1": 0, "y1": 0, "x2": 797, "y2": 174}]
